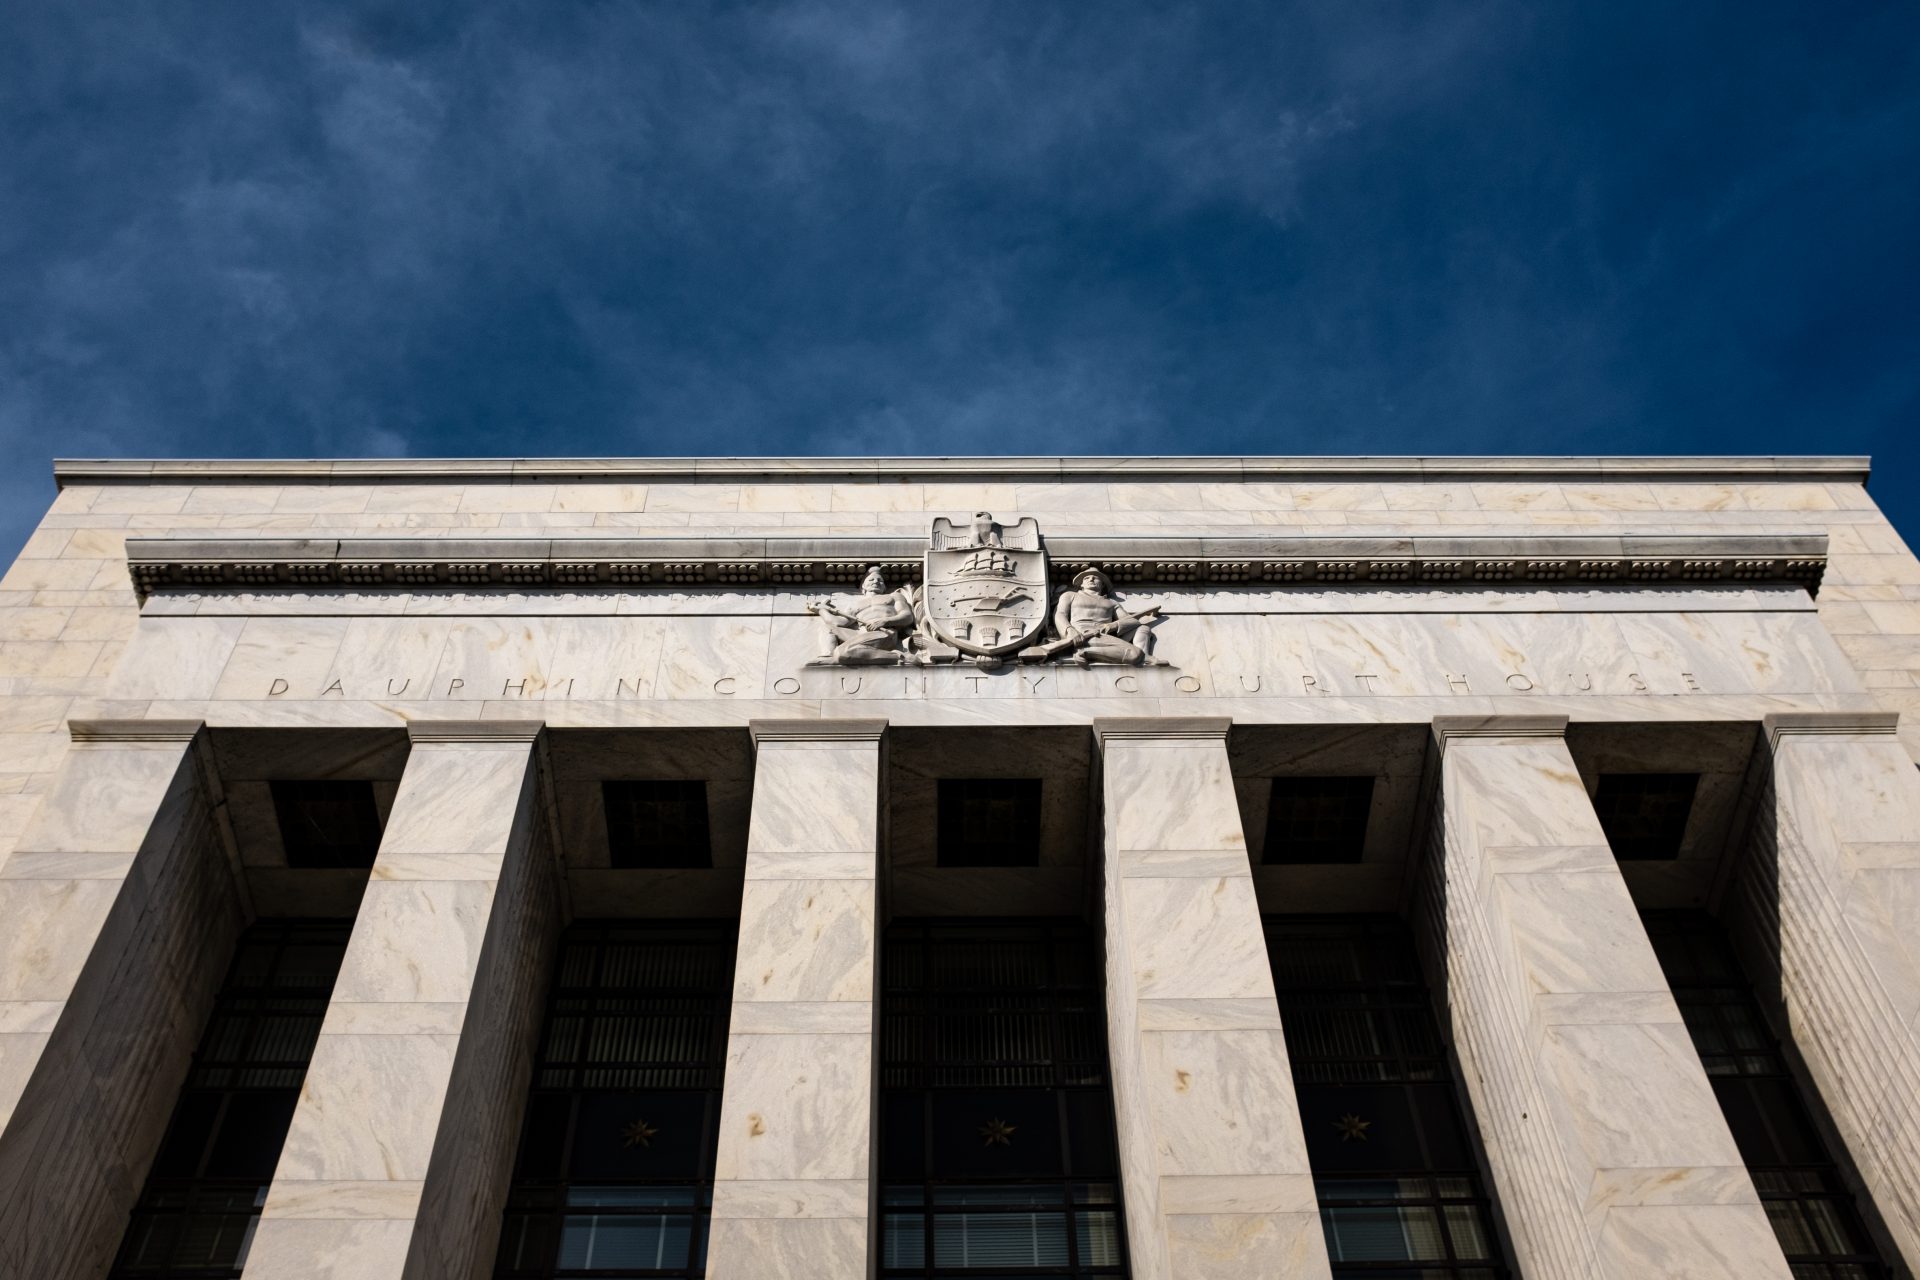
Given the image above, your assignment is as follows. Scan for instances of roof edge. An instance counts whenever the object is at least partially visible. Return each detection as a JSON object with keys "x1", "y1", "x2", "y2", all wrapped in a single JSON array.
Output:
[{"x1": 53, "y1": 455, "x2": 1874, "y2": 487}]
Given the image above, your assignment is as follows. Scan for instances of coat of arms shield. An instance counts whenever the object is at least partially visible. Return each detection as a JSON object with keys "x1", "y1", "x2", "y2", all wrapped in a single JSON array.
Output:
[{"x1": 922, "y1": 513, "x2": 1049, "y2": 658}]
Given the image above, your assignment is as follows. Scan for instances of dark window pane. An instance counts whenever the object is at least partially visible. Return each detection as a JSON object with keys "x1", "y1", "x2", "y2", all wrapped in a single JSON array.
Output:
[
  {"x1": 1446, "y1": 1202, "x2": 1494, "y2": 1259},
  {"x1": 1410, "y1": 1083, "x2": 1473, "y2": 1168},
  {"x1": 498, "y1": 1212, "x2": 556, "y2": 1271},
  {"x1": 928, "y1": 1090, "x2": 1065, "y2": 1179},
  {"x1": 270, "y1": 780, "x2": 385, "y2": 868},
  {"x1": 1322, "y1": 1205, "x2": 1447, "y2": 1261},
  {"x1": 1269, "y1": 917, "x2": 1507, "y2": 1279},
  {"x1": 882, "y1": 1091, "x2": 927, "y2": 1180},
  {"x1": 1265, "y1": 777, "x2": 1375, "y2": 864},
  {"x1": 201, "y1": 1092, "x2": 300, "y2": 1180},
  {"x1": 119, "y1": 1212, "x2": 180, "y2": 1269},
  {"x1": 1076, "y1": 1208, "x2": 1123, "y2": 1266},
  {"x1": 495, "y1": 923, "x2": 733, "y2": 1280},
  {"x1": 111, "y1": 921, "x2": 349, "y2": 1280},
  {"x1": 514, "y1": 1094, "x2": 570, "y2": 1181},
  {"x1": 884, "y1": 1214, "x2": 928, "y2": 1269},
  {"x1": 933, "y1": 1210, "x2": 1070, "y2": 1266},
  {"x1": 1065, "y1": 1090, "x2": 1120, "y2": 1178},
  {"x1": 937, "y1": 779, "x2": 1043, "y2": 867},
  {"x1": 880, "y1": 919, "x2": 1128, "y2": 1278},
  {"x1": 556, "y1": 1212, "x2": 694, "y2": 1269},
  {"x1": 569, "y1": 1092, "x2": 708, "y2": 1181},
  {"x1": 1593, "y1": 773, "x2": 1698, "y2": 861},
  {"x1": 150, "y1": 1092, "x2": 223, "y2": 1179},
  {"x1": 1644, "y1": 912, "x2": 1888, "y2": 1277},
  {"x1": 603, "y1": 780, "x2": 712, "y2": 869}
]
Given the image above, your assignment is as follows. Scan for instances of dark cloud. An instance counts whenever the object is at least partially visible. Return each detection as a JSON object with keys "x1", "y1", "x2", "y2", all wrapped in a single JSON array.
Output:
[{"x1": 3, "y1": 1, "x2": 1917, "y2": 553}]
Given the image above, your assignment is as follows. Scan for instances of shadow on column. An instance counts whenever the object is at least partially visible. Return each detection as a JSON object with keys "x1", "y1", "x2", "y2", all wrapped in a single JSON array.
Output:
[
  {"x1": 1571, "y1": 719, "x2": 1904, "y2": 1278},
  {"x1": 490, "y1": 726, "x2": 754, "y2": 1280},
  {"x1": 1266, "y1": 916, "x2": 1508, "y2": 1278},
  {"x1": 1231, "y1": 722, "x2": 1516, "y2": 1278},
  {"x1": 104, "y1": 726, "x2": 405, "y2": 1279},
  {"x1": 493, "y1": 922, "x2": 737, "y2": 1279}
]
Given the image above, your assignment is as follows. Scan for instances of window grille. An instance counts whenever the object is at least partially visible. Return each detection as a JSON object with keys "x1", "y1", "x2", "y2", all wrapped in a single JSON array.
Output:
[
  {"x1": 1264, "y1": 776, "x2": 1375, "y2": 864},
  {"x1": 1592, "y1": 773, "x2": 1698, "y2": 861},
  {"x1": 269, "y1": 780, "x2": 384, "y2": 868},
  {"x1": 881, "y1": 919, "x2": 1127, "y2": 1278},
  {"x1": 1266, "y1": 917, "x2": 1506, "y2": 1278},
  {"x1": 937, "y1": 779, "x2": 1044, "y2": 868},
  {"x1": 1643, "y1": 912, "x2": 1888, "y2": 1279},
  {"x1": 109, "y1": 920, "x2": 350, "y2": 1279},
  {"x1": 495, "y1": 923, "x2": 735, "y2": 1279},
  {"x1": 602, "y1": 781, "x2": 713, "y2": 869}
]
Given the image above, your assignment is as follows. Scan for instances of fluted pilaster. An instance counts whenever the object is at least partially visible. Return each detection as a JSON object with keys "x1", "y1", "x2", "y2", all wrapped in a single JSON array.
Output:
[{"x1": 1425, "y1": 715, "x2": 1790, "y2": 1279}]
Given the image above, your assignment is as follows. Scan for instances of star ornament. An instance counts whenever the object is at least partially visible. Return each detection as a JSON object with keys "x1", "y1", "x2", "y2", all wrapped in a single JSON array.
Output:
[
  {"x1": 621, "y1": 1118, "x2": 659, "y2": 1149},
  {"x1": 1333, "y1": 1113, "x2": 1371, "y2": 1143},
  {"x1": 979, "y1": 1117, "x2": 1017, "y2": 1147}
]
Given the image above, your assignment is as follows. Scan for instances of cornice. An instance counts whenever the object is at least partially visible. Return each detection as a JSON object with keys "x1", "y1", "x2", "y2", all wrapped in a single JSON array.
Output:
[
  {"x1": 408, "y1": 719, "x2": 545, "y2": 744},
  {"x1": 122, "y1": 532, "x2": 1828, "y2": 598},
  {"x1": 1430, "y1": 715, "x2": 1572, "y2": 752},
  {"x1": 55, "y1": 455, "x2": 1871, "y2": 486},
  {"x1": 1092, "y1": 716, "x2": 1233, "y2": 744},
  {"x1": 68, "y1": 718, "x2": 205, "y2": 744},
  {"x1": 748, "y1": 718, "x2": 889, "y2": 745},
  {"x1": 1764, "y1": 711, "x2": 1901, "y2": 748}
]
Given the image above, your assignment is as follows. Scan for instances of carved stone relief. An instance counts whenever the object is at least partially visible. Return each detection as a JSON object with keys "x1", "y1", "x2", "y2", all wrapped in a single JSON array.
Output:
[
  {"x1": 805, "y1": 565, "x2": 921, "y2": 666},
  {"x1": 807, "y1": 513, "x2": 1165, "y2": 668}
]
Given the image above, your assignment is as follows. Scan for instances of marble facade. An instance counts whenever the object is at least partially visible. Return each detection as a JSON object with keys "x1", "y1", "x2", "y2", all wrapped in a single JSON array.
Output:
[
  {"x1": 245, "y1": 721, "x2": 560, "y2": 1280},
  {"x1": 1731, "y1": 712, "x2": 1920, "y2": 1262},
  {"x1": 0, "y1": 455, "x2": 1917, "y2": 1278},
  {"x1": 1097, "y1": 718, "x2": 1329, "y2": 1279},
  {"x1": 706, "y1": 719, "x2": 884, "y2": 1279},
  {"x1": 1423, "y1": 716, "x2": 1788, "y2": 1279}
]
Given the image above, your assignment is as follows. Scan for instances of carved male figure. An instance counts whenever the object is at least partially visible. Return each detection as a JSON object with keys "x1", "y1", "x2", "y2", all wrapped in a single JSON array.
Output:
[
  {"x1": 807, "y1": 566, "x2": 917, "y2": 664},
  {"x1": 1045, "y1": 566, "x2": 1163, "y2": 665}
]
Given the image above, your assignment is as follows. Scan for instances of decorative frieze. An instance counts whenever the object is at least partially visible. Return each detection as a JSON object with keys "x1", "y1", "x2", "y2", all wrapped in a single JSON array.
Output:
[{"x1": 122, "y1": 532, "x2": 1828, "y2": 598}]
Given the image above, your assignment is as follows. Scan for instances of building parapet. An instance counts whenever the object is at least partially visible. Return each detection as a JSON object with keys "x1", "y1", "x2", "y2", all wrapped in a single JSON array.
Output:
[{"x1": 56, "y1": 454, "x2": 1872, "y2": 486}]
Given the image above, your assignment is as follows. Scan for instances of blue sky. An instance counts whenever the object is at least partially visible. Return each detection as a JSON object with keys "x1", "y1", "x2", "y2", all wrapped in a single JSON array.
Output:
[{"x1": 4, "y1": 2, "x2": 1917, "y2": 560}]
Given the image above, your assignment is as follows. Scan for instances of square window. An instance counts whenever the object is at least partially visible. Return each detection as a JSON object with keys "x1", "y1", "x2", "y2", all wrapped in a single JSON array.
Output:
[
  {"x1": 936, "y1": 779, "x2": 1042, "y2": 867},
  {"x1": 1264, "y1": 777, "x2": 1375, "y2": 864},
  {"x1": 269, "y1": 780, "x2": 384, "y2": 869},
  {"x1": 1593, "y1": 773, "x2": 1698, "y2": 860},
  {"x1": 604, "y1": 781, "x2": 712, "y2": 869}
]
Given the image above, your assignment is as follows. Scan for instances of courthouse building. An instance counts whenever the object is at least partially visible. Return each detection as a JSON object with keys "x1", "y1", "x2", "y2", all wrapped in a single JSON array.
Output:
[{"x1": 4, "y1": 454, "x2": 1920, "y2": 1280}]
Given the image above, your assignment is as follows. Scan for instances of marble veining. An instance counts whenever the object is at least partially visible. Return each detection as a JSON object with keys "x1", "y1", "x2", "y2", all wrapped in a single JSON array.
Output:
[
  {"x1": 246, "y1": 731, "x2": 550, "y2": 1280},
  {"x1": 1099, "y1": 722, "x2": 1332, "y2": 1280},
  {"x1": 1729, "y1": 717, "x2": 1920, "y2": 1268},
  {"x1": 8, "y1": 464, "x2": 1920, "y2": 1278},
  {"x1": 1436, "y1": 724, "x2": 1794, "y2": 1279},
  {"x1": 706, "y1": 725, "x2": 881, "y2": 1277}
]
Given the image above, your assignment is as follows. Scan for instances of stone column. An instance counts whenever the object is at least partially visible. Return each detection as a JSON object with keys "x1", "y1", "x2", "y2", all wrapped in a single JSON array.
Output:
[
  {"x1": 1724, "y1": 711, "x2": 1920, "y2": 1267},
  {"x1": 0, "y1": 719, "x2": 246, "y2": 1280},
  {"x1": 247, "y1": 720, "x2": 562, "y2": 1280},
  {"x1": 706, "y1": 719, "x2": 886, "y2": 1280},
  {"x1": 1094, "y1": 717, "x2": 1331, "y2": 1280},
  {"x1": 1424, "y1": 715, "x2": 1790, "y2": 1279}
]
